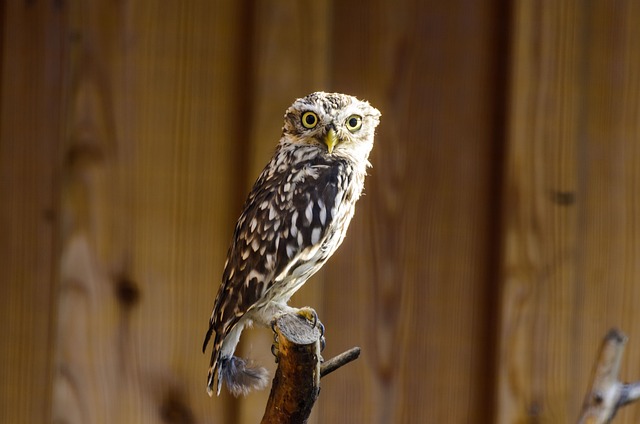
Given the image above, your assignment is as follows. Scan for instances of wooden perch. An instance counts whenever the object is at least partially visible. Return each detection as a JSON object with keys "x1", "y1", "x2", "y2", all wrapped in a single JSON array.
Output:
[
  {"x1": 320, "y1": 346, "x2": 361, "y2": 378},
  {"x1": 578, "y1": 328, "x2": 640, "y2": 423},
  {"x1": 261, "y1": 313, "x2": 361, "y2": 424}
]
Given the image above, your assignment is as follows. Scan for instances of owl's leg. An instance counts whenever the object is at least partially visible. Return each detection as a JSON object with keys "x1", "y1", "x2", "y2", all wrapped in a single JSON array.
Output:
[{"x1": 217, "y1": 318, "x2": 269, "y2": 397}]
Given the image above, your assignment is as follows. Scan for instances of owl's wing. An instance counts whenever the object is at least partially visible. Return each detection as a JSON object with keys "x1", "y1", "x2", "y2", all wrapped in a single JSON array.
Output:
[{"x1": 203, "y1": 155, "x2": 349, "y2": 353}]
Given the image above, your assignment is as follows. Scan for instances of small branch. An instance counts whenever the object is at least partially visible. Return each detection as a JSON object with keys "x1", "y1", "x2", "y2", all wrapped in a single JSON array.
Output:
[
  {"x1": 619, "y1": 381, "x2": 640, "y2": 408},
  {"x1": 261, "y1": 313, "x2": 361, "y2": 424},
  {"x1": 321, "y1": 347, "x2": 361, "y2": 377},
  {"x1": 577, "y1": 328, "x2": 640, "y2": 423}
]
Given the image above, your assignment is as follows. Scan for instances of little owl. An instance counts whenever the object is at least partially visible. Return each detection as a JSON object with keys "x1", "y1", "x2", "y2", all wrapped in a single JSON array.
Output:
[{"x1": 203, "y1": 92, "x2": 381, "y2": 397}]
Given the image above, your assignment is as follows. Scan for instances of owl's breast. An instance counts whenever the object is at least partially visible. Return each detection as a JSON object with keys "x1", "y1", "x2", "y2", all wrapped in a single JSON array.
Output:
[{"x1": 264, "y1": 159, "x2": 363, "y2": 300}]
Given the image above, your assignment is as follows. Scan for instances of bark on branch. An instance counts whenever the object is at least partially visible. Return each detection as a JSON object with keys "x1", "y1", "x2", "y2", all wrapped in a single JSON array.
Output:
[
  {"x1": 578, "y1": 328, "x2": 640, "y2": 423},
  {"x1": 260, "y1": 312, "x2": 361, "y2": 424}
]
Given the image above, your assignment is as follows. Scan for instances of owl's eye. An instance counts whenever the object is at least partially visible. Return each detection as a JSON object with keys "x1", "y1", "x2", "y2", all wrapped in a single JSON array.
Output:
[
  {"x1": 301, "y1": 111, "x2": 319, "y2": 129},
  {"x1": 346, "y1": 115, "x2": 363, "y2": 132}
]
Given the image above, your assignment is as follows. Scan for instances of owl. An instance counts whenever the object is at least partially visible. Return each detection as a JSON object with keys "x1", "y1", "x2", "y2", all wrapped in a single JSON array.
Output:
[{"x1": 202, "y1": 92, "x2": 381, "y2": 397}]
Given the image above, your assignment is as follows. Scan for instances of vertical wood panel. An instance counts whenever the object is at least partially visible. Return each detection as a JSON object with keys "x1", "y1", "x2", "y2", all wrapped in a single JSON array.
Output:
[
  {"x1": 51, "y1": 0, "x2": 247, "y2": 422},
  {"x1": 319, "y1": 1, "x2": 505, "y2": 422},
  {"x1": 578, "y1": 2, "x2": 640, "y2": 422},
  {"x1": 129, "y1": 0, "x2": 246, "y2": 420},
  {"x1": 235, "y1": 1, "x2": 330, "y2": 423},
  {"x1": 497, "y1": 0, "x2": 640, "y2": 422},
  {"x1": 0, "y1": 2, "x2": 63, "y2": 422},
  {"x1": 496, "y1": 1, "x2": 583, "y2": 421}
]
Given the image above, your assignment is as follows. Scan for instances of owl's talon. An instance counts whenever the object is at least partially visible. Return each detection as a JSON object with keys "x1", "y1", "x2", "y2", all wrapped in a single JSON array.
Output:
[
  {"x1": 295, "y1": 307, "x2": 325, "y2": 349},
  {"x1": 297, "y1": 307, "x2": 320, "y2": 328},
  {"x1": 271, "y1": 343, "x2": 279, "y2": 363}
]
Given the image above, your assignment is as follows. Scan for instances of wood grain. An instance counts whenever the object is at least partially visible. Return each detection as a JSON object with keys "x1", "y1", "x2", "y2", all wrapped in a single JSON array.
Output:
[
  {"x1": 578, "y1": 2, "x2": 640, "y2": 422},
  {"x1": 50, "y1": 0, "x2": 249, "y2": 423},
  {"x1": 495, "y1": 1, "x2": 584, "y2": 421},
  {"x1": 127, "y1": 1, "x2": 250, "y2": 421},
  {"x1": 496, "y1": 1, "x2": 640, "y2": 422},
  {"x1": 319, "y1": 0, "x2": 506, "y2": 422},
  {"x1": 0, "y1": 1, "x2": 63, "y2": 422}
]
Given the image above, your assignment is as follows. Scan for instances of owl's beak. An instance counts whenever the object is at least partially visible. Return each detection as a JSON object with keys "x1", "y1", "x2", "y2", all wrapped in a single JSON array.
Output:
[{"x1": 324, "y1": 128, "x2": 338, "y2": 154}]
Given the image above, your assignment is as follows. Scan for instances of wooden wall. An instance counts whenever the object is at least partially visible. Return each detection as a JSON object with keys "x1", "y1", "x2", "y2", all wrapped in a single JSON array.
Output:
[
  {"x1": 1, "y1": 0, "x2": 639, "y2": 423},
  {"x1": 497, "y1": 1, "x2": 640, "y2": 422}
]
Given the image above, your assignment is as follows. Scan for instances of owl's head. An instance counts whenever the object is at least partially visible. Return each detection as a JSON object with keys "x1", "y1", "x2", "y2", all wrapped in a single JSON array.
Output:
[{"x1": 281, "y1": 92, "x2": 381, "y2": 164}]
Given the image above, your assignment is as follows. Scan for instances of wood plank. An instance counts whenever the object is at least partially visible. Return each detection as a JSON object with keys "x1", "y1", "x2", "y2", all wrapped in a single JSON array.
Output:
[
  {"x1": 318, "y1": 0, "x2": 504, "y2": 422},
  {"x1": 577, "y1": 2, "x2": 640, "y2": 422},
  {"x1": 496, "y1": 1, "x2": 640, "y2": 422},
  {"x1": 51, "y1": 0, "x2": 246, "y2": 422},
  {"x1": 234, "y1": 2, "x2": 330, "y2": 422},
  {"x1": 129, "y1": 0, "x2": 249, "y2": 420},
  {"x1": 0, "y1": 1, "x2": 63, "y2": 422},
  {"x1": 495, "y1": 1, "x2": 584, "y2": 421}
]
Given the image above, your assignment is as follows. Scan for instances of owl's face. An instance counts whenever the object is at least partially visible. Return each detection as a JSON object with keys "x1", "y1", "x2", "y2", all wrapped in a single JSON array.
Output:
[{"x1": 281, "y1": 92, "x2": 381, "y2": 163}]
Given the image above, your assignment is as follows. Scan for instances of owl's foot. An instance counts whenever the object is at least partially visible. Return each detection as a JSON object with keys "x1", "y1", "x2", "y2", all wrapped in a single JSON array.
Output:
[
  {"x1": 296, "y1": 306, "x2": 320, "y2": 328},
  {"x1": 270, "y1": 307, "x2": 326, "y2": 361},
  {"x1": 271, "y1": 341, "x2": 280, "y2": 363},
  {"x1": 296, "y1": 307, "x2": 326, "y2": 352},
  {"x1": 271, "y1": 320, "x2": 280, "y2": 363}
]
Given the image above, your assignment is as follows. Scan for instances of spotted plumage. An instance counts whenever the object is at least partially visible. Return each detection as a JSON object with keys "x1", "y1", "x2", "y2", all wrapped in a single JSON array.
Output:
[{"x1": 203, "y1": 92, "x2": 381, "y2": 397}]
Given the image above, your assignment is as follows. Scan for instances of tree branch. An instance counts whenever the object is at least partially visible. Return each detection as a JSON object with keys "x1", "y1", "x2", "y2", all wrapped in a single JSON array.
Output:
[
  {"x1": 578, "y1": 328, "x2": 640, "y2": 423},
  {"x1": 261, "y1": 312, "x2": 361, "y2": 424},
  {"x1": 320, "y1": 346, "x2": 361, "y2": 377}
]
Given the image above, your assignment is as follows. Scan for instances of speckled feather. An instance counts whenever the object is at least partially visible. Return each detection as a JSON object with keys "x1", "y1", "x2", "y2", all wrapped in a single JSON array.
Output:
[{"x1": 203, "y1": 92, "x2": 380, "y2": 396}]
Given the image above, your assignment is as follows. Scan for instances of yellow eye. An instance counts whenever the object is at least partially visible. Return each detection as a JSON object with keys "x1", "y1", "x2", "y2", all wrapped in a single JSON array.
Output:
[
  {"x1": 301, "y1": 111, "x2": 319, "y2": 129},
  {"x1": 346, "y1": 115, "x2": 362, "y2": 132}
]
